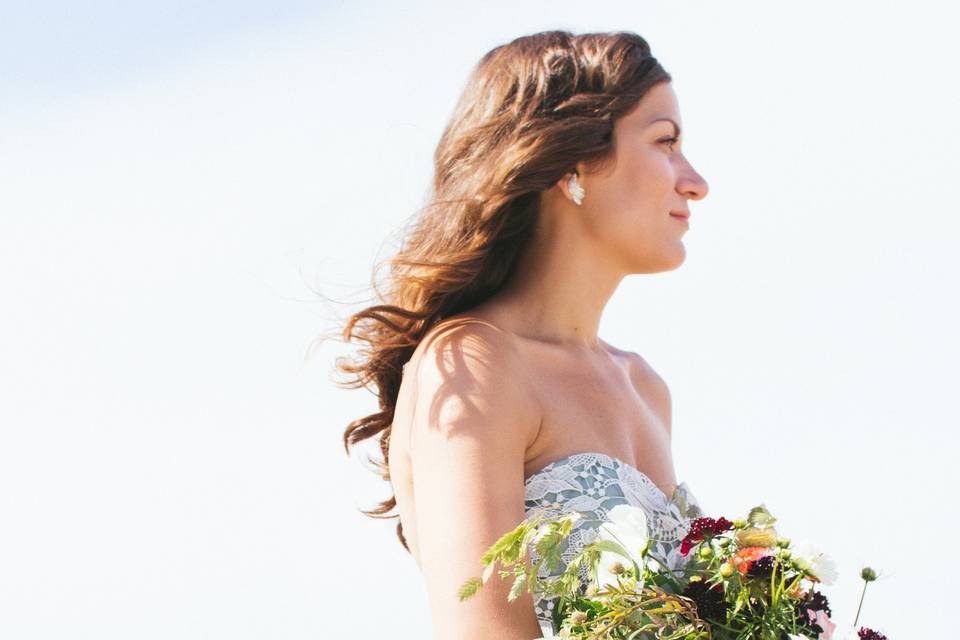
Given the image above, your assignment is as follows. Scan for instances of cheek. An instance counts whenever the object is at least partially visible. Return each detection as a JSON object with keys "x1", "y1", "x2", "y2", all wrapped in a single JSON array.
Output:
[
  {"x1": 631, "y1": 154, "x2": 675, "y2": 203},
  {"x1": 608, "y1": 150, "x2": 672, "y2": 205},
  {"x1": 597, "y1": 158, "x2": 672, "y2": 232}
]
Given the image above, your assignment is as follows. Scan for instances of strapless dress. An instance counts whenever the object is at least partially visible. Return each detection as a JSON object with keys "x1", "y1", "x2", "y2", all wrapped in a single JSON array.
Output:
[{"x1": 523, "y1": 451, "x2": 704, "y2": 637}]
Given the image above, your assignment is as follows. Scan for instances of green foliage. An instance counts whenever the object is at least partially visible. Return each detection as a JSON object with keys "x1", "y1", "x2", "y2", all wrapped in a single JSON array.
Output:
[
  {"x1": 456, "y1": 576, "x2": 483, "y2": 602},
  {"x1": 455, "y1": 504, "x2": 857, "y2": 640},
  {"x1": 507, "y1": 572, "x2": 527, "y2": 602}
]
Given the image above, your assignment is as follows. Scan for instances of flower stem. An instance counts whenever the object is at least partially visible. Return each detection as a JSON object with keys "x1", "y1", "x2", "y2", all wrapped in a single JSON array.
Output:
[{"x1": 853, "y1": 579, "x2": 868, "y2": 628}]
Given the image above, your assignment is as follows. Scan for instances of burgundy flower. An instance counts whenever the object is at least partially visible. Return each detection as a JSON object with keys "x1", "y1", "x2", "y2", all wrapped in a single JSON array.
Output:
[
  {"x1": 805, "y1": 590, "x2": 832, "y2": 617},
  {"x1": 857, "y1": 629, "x2": 888, "y2": 640},
  {"x1": 746, "y1": 554, "x2": 776, "y2": 578},
  {"x1": 795, "y1": 590, "x2": 833, "y2": 637},
  {"x1": 680, "y1": 516, "x2": 734, "y2": 555},
  {"x1": 682, "y1": 580, "x2": 728, "y2": 620}
]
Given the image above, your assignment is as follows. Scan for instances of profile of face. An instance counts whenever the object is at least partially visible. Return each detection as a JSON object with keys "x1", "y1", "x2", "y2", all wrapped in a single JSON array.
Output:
[{"x1": 559, "y1": 81, "x2": 709, "y2": 274}]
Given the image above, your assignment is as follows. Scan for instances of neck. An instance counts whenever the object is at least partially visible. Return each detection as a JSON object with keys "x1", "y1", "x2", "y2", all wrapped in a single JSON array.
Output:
[{"x1": 486, "y1": 204, "x2": 625, "y2": 349}]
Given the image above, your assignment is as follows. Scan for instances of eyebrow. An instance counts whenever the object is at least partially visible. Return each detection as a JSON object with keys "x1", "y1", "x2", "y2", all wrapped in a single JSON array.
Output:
[{"x1": 648, "y1": 117, "x2": 682, "y2": 138}]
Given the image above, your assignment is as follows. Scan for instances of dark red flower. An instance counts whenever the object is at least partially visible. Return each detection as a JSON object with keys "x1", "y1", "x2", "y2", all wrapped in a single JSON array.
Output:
[
  {"x1": 746, "y1": 554, "x2": 776, "y2": 578},
  {"x1": 682, "y1": 580, "x2": 728, "y2": 620},
  {"x1": 804, "y1": 590, "x2": 832, "y2": 617},
  {"x1": 680, "y1": 516, "x2": 734, "y2": 555},
  {"x1": 857, "y1": 629, "x2": 888, "y2": 640},
  {"x1": 795, "y1": 591, "x2": 835, "y2": 637}
]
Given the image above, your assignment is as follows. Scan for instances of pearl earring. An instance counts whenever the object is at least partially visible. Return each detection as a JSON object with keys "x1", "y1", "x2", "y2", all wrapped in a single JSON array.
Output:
[{"x1": 567, "y1": 173, "x2": 585, "y2": 205}]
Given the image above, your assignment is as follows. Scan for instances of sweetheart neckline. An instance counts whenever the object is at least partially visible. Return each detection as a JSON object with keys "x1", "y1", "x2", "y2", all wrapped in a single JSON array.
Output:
[{"x1": 523, "y1": 451, "x2": 687, "y2": 506}]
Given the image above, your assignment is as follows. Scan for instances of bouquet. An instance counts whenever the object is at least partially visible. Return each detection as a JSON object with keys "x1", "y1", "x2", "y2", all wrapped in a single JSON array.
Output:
[{"x1": 458, "y1": 503, "x2": 888, "y2": 640}]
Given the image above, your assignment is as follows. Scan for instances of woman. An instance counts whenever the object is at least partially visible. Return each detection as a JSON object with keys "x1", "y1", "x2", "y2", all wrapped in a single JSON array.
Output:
[{"x1": 339, "y1": 30, "x2": 709, "y2": 638}]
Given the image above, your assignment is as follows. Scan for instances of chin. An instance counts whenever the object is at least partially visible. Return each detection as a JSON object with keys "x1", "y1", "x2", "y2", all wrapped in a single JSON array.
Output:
[
  {"x1": 665, "y1": 247, "x2": 686, "y2": 271},
  {"x1": 628, "y1": 245, "x2": 686, "y2": 274}
]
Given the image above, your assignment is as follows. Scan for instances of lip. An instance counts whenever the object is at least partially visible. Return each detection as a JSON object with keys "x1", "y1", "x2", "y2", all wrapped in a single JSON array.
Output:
[{"x1": 669, "y1": 211, "x2": 690, "y2": 219}]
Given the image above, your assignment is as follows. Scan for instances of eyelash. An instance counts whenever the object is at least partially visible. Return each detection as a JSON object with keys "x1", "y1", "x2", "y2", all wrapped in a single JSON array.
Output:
[{"x1": 660, "y1": 137, "x2": 679, "y2": 151}]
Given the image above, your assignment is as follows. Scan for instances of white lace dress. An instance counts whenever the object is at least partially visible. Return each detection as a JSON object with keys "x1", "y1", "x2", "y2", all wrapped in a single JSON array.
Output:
[{"x1": 523, "y1": 451, "x2": 705, "y2": 637}]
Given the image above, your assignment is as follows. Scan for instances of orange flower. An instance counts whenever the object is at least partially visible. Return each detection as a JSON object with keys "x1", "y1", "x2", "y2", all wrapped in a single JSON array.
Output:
[{"x1": 731, "y1": 546, "x2": 771, "y2": 575}]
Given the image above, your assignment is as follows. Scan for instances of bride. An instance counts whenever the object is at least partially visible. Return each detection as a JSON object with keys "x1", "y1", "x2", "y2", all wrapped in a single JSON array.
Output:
[{"x1": 339, "y1": 30, "x2": 709, "y2": 638}]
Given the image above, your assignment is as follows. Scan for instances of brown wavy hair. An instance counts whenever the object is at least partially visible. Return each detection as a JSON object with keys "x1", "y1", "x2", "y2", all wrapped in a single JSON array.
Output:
[{"x1": 329, "y1": 29, "x2": 671, "y2": 553}]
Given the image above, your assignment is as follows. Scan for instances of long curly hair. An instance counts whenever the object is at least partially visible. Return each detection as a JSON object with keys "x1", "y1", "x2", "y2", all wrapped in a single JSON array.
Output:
[{"x1": 331, "y1": 29, "x2": 671, "y2": 552}]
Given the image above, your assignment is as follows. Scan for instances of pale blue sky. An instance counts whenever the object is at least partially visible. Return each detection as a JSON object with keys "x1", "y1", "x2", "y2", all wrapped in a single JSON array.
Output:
[
  {"x1": 1, "y1": 2, "x2": 956, "y2": 639},
  {"x1": 1, "y1": 2, "x2": 334, "y2": 102}
]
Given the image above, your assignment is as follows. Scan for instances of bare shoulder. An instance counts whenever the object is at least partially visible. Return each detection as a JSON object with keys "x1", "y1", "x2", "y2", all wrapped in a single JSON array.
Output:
[
  {"x1": 626, "y1": 350, "x2": 669, "y2": 389},
  {"x1": 606, "y1": 342, "x2": 672, "y2": 435},
  {"x1": 406, "y1": 315, "x2": 542, "y2": 446}
]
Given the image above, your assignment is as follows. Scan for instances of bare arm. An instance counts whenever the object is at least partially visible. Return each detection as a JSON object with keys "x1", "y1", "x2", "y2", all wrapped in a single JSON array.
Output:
[{"x1": 406, "y1": 322, "x2": 544, "y2": 640}]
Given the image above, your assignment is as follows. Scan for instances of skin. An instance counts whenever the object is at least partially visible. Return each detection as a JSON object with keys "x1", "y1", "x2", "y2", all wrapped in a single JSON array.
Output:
[{"x1": 388, "y1": 80, "x2": 709, "y2": 640}]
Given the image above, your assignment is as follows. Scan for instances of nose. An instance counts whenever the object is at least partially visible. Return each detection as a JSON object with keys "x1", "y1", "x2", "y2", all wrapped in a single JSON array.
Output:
[{"x1": 678, "y1": 159, "x2": 709, "y2": 201}]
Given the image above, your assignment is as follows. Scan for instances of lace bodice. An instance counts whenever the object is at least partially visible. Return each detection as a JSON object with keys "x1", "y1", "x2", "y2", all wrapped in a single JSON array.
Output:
[{"x1": 523, "y1": 451, "x2": 704, "y2": 636}]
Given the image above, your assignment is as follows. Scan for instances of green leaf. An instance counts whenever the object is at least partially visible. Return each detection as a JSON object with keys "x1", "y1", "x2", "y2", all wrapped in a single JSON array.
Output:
[
  {"x1": 540, "y1": 541, "x2": 563, "y2": 572},
  {"x1": 589, "y1": 538, "x2": 633, "y2": 559},
  {"x1": 577, "y1": 547, "x2": 602, "y2": 583},
  {"x1": 534, "y1": 530, "x2": 563, "y2": 557},
  {"x1": 507, "y1": 573, "x2": 527, "y2": 602},
  {"x1": 481, "y1": 560, "x2": 496, "y2": 584},
  {"x1": 747, "y1": 504, "x2": 777, "y2": 527},
  {"x1": 480, "y1": 523, "x2": 527, "y2": 566},
  {"x1": 733, "y1": 591, "x2": 744, "y2": 615},
  {"x1": 558, "y1": 514, "x2": 578, "y2": 537},
  {"x1": 457, "y1": 576, "x2": 483, "y2": 601}
]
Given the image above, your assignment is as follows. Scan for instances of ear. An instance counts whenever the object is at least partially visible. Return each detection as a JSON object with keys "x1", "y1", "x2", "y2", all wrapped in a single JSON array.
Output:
[
  {"x1": 556, "y1": 163, "x2": 585, "y2": 201},
  {"x1": 556, "y1": 172, "x2": 574, "y2": 201}
]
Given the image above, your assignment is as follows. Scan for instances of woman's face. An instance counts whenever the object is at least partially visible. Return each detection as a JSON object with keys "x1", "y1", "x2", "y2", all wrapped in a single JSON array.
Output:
[{"x1": 567, "y1": 81, "x2": 709, "y2": 274}]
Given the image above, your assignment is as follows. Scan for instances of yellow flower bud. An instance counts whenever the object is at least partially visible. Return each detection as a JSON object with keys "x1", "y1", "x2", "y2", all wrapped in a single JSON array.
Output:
[
  {"x1": 720, "y1": 563, "x2": 734, "y2": 577},
  {"x1": 735, "y1": 527, "x2": 778, "y2": 548},
  {"x1": 861, "y1": 566, "x2": 878, "y2": 582}
]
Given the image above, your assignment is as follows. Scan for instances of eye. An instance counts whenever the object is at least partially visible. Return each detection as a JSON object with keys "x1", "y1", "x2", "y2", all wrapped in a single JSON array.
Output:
[{"x1": 659, "y1": 136, "x2": 679, "y2": 151}]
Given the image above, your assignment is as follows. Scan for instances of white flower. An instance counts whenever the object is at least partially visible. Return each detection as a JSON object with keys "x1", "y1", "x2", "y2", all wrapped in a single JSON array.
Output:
[
  {"x1": 594, "y1": 504, "x2": 649, "y2": 590},
  {"x1": 791, "y1": 539, "x2": 838, "y2": 586},
  {"x1": 789, "y1": 622, "x2": 854, "y2": 640}
]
